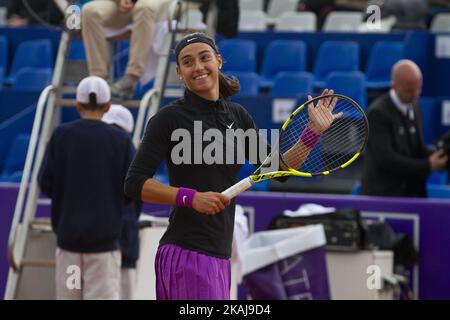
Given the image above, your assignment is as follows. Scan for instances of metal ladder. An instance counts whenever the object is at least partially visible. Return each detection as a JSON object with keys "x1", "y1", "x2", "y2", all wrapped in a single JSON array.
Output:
[{"x1": 4, "y1": 0, "x2": 218, "y2": 299}]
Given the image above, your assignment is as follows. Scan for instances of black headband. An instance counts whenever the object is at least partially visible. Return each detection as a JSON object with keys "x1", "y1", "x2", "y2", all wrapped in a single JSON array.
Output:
[{"x1": 175, "y1": 33, "x2": 218, "y2": 62}]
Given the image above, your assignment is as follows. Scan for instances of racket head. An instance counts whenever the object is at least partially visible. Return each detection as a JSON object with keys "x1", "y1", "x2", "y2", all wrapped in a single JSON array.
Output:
[{"x1": 278, "y1": 93, "x2": 368, "y2": 176}]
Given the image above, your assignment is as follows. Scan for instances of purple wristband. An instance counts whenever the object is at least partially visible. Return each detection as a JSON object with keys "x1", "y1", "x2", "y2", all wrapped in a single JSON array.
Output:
[
  {"x1": 176, "y1": 187, "x2": 197, "y2": 208},
  {"x1": 300, "y1": 126, "x2": 321, "y2": 149}
]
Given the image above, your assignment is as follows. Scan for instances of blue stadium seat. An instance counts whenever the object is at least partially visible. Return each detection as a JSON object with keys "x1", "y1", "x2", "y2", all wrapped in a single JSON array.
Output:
[
  {"x1": 0, "y1": 36, "x2": 8, "y2": 74},
  {"x1": 271, "y1": 72, "x2": 313, "y2": 97},
  {"x1": 133, "y1": 80, "x2": 155, "y2": 100},
  {"x1": 11, "y1": 68, "x2": 53, "y2": 91},
  {"x1": 351, "y1": 181, "x2": 361, "y2": 195},
  {"x1": 0, "y1": 36, "x2": 7, "y2": 89},
  {"x1": 113, "y1": 40, "x2": 130, "y2": 80},
  {"x1": 0, "y1": 134, "x2": 30, "y2": 179},
  {"x1": 260, "y1": 40, "x2": 307, "y2": 88},
  {"x1": 427, "y1": 184, "x2": 450, "y2": 199},
  {"x1": 5, "y1": 39, "x2": 54, "y2": 85},
  {"x1": 225, "y1": 71, "x2": 259, "y2": 97},
  {"x1": 325, "y1": 71, "x2": 366, "y2": 110},
  {"x1": 218, "y1": 39, "x2": 257, "y2": 73},
  {"x1": 365, "y1": 42, "x2": 404, "y2": 89},
  {"x1": 419, "y1": 97, "x2": 440, "y2": 145},
  {"x1": 3, "y1": 171, "x2": 24, "y2": 183},
  {"x1": 154, "y1": 163, "x2": 169, "y2": 185},
  {"x1": 313, "y1": 41, "x2": 359, "y2": 88},
  {"x1": 427, "y1": 171, "x2": 448, "y2": 185},
  {"x1": 0, "y1": 68, "x2": 4, "y2": 90},
  {"x1": 68, "y1": 40, "x2": 86, "y2": 61}
]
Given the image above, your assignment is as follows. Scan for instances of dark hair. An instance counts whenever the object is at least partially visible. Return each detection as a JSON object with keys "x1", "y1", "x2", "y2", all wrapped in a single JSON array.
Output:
[
  {"x1": 175, "y1": 32, "x2": 240, "y2": 100},
  {"x1": 218, "y1": 72, "x2": 240, "y2": 100},
  {"x1": 79, "y1": 93, "x2": 107, "y2": 111}
]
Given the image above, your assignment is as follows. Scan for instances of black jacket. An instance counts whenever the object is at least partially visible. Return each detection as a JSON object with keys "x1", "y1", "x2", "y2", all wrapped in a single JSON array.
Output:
[
  {"x1": 125, "y1": 89, "x2": 266, "y2": 258},
  {"x1": 361, "y1": 93, "x2": 430, "y2": 197}
]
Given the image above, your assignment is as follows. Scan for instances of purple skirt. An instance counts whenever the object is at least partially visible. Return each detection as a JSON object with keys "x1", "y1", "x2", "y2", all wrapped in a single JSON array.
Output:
[{"x1": 155, "y1": 243, "x2": 231, "y2": 300}]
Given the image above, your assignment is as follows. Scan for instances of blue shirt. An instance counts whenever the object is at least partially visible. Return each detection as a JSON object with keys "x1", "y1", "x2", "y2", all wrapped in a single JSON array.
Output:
[{"x1": 39, "y1": 119, "x2": 135, "y2": 253}]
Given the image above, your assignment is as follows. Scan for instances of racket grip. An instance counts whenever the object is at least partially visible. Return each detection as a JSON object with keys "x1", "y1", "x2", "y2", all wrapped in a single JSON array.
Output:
[{"x1": 222, "y1": 177, "x2": 254, "y2": 199}]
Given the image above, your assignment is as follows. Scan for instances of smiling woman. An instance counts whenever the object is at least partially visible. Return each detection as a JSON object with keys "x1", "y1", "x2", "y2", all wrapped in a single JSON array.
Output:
[
  {"x1": 124, "y1": 32, "x2": 258, "y2": 300},
  {"x1": 125, "y1": 33, "x2": 309, "y2": 300}
]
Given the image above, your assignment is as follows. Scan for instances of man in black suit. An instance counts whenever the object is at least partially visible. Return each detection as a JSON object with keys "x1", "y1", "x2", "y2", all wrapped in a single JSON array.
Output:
[{"x1": 361, "y1": 60, "x2": 448, "y2": 197}]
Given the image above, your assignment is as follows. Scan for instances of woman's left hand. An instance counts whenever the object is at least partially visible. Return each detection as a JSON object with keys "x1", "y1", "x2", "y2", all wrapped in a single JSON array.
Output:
[{"x1": 307, "y1": 89, "x2": 343, "y2": 133}]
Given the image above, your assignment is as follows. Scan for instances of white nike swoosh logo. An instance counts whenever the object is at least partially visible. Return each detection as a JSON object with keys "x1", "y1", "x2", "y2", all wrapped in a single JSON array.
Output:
[
  {"x1": 182, "y1": 195, "x2": 187, "y2": 205},
  {"x1": 226, "y1": 122, "x2": 234, "y2": 129},
  {"x1": 187, "y1": 37, "x2": 197, "y2": 43}
]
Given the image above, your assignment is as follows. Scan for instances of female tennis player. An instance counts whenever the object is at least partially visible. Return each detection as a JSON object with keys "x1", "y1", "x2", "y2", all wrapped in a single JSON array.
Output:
[{"x1": 124, "y1": 32, "x2": 338, "y2": 300}]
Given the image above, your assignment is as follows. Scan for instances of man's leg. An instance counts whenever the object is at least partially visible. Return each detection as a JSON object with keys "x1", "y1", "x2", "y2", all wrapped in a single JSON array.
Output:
[
  {"x1": 81, "y1": 0, "x2": 131, "y2": 79},
  {"x1": 111, "y1": 0, "x2": 171, "y2": 98},
  {"x1": 126, "y1": 0, "x2": 171, "y2": 77},
  {"x1": 82, "y1": 250, "x2": 121, "y2": 300},
  {"x1": 55, "y1": 247, "x2": 83, "y2": 300}
]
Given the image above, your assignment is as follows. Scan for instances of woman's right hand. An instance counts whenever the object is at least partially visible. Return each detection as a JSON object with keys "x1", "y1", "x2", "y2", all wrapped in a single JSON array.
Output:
[{"x1": 192, "y1": 192, "x2": 231, "y2": 215}]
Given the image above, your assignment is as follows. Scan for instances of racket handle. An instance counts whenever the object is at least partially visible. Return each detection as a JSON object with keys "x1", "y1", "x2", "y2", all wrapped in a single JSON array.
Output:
[{"x1": 222, "y1": 177, "x2": 254, "y2": 199}]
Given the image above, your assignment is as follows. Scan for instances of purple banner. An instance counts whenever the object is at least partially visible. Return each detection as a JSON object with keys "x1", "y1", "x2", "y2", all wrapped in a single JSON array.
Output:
[{"x1": 244, "y1": 247, "x2": 330, "y2": 300}]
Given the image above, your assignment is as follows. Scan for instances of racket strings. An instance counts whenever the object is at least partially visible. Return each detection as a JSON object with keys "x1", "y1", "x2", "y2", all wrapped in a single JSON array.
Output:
[
  {"x1": 296, "y1": 113, "x2": 364, "y2": 170},
  {"x1": 280, "y1": 97, "x2": 366, "y2": 173},
  {"x1": 297, "y1": 103, "x2": 365, "y2": 171},
  {"x1": 320, "y1": 117, "x2": 365, "y2": 153}
]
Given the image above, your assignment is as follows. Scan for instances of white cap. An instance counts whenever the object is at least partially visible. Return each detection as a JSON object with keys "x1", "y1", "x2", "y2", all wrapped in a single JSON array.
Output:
[
  {"x1": 76, "y1": 76, "x2": 111, "y2": 104},
  {"x1": 102, "y1": 104, "x2": 134, "y2": 134}
]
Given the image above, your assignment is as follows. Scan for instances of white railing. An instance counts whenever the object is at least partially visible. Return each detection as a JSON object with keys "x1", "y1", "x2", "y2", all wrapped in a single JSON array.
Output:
[
  {"x1": 7, "y1": 85, "x2": 55, "y2": 272},
  {"x1": 133, "y1": 88, "x2": 160, "y2": 147}
]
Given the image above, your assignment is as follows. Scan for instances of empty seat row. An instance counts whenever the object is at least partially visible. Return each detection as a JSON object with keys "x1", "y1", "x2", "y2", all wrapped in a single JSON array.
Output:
[
  {"x1": 239, "y1": 9, "x2": 450, "y2": 33},
  {"x1": 238, "y1": 10, "x2": 397, "y2": 33},
  {"x1": 218, "y1": 39, "x2": 404, "y2": 90},
  {"x1": 178, "y1": 7, "x2": 365, "y2": 33}
]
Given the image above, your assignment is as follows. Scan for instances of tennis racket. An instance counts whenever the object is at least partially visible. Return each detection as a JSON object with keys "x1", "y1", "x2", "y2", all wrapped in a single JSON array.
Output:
[{"x1": 222, "y1": 92, "x2": 369, "y2": 199}]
